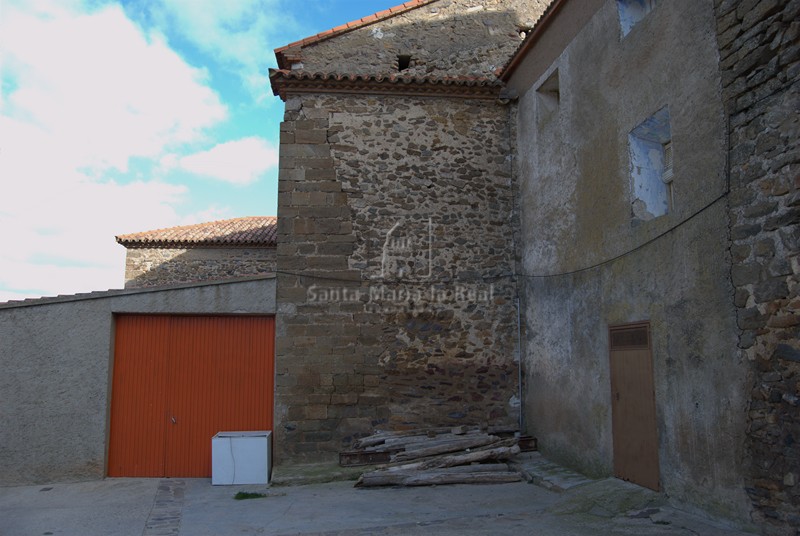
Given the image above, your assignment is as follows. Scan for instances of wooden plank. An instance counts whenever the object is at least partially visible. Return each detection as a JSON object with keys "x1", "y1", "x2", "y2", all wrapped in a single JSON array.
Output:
[
  {"x1": 392, "y1": 434, "x2": 499, "y2": 462},
  {"x1": 381, "y1": 445, "x2": 521, "y2": 473},
  {"x1": 339, "y1": 451, "x2": 392, "y2": 467},
  {"x1": 353, "y1": 427, "x2": 459, "y2": 449}
]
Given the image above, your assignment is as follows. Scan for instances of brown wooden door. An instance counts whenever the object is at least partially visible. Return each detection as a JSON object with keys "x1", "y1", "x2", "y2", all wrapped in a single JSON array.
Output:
[
  {"x1": 108, "y1": 315, "x2": 275, "y2": 477},
  {"x1": 609, "y1": 322, "x2": 659, "y2": 491}
]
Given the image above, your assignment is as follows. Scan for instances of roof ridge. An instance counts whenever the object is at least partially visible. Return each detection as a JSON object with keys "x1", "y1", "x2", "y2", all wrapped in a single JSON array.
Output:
[{"x1": 274, "y1": 0, "x2": 439, "y2": 69}]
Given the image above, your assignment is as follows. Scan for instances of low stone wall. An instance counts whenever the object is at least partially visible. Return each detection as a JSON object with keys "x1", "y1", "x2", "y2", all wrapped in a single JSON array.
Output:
[
  {"x1": 715, "y1": 0, "x2": 800, "y2": 532},
  {"x1": 124, "y1": 247, "x2": 276, "y2": 288}
]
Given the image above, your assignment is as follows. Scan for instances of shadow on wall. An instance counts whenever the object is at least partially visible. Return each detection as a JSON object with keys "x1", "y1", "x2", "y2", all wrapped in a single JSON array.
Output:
[
  {"x1": 124, "y1": 247, "x2": 277, "y2": 289},
  {"x1": 281, "y1": 4, "x2": 542, "y2": 78},
  {"x1": 123, "y1": 224, "x2": 278, "y2": 289}
]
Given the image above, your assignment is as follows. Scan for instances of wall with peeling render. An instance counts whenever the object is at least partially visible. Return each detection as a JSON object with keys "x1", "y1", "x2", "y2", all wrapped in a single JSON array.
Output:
[{"x1": 509, "y1": 0, "x2": 752, "y2": 522}]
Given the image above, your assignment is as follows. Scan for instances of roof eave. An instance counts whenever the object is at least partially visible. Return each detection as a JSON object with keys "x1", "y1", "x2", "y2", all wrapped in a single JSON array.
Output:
[
  {"x1": 269, "y1": 70, "x2": 504, "y2": 101},
  {"x1": 116, "y1": 240, "x2": 277, "y2": 249}
]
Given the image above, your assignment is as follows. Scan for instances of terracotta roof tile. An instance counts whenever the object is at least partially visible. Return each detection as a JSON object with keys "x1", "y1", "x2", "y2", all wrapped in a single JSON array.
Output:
[
  {"x1": 274, "y1": 0, "x2": 438, "y2": 69},
  {"x1": 116, "y1": 216, "x2": 277, "y2": 248},
  {"x1": 269, "y1": 69, "x2": 505, "y2": 100}
]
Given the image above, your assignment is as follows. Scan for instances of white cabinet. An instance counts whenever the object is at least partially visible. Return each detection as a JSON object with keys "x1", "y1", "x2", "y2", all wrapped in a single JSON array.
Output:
[{"x1": 211, "y1": 431, "x2": 271, "y2": 485}]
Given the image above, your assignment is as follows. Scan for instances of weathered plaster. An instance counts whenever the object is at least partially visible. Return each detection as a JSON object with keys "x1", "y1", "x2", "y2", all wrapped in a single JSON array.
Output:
[{"x1": 511, "y1": 0, "x2": 751, "y2": 521}]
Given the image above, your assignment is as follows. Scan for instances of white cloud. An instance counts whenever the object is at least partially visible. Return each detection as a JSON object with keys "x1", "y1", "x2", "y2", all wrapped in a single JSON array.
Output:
[
  {"x1": 176, "y1": 137, "x2": 278, "y2": 185},
  {"x1": 140, "y1": 0, "x2": 291, "y2": 103},
  {"x1": 0, "y1": 0, "x2": 233, "y2": 300}
]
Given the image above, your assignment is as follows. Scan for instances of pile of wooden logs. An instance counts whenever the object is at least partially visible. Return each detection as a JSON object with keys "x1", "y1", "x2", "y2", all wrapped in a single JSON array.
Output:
[{"x1": 344, "y1": 426, "x2": 523, "y2": 487}]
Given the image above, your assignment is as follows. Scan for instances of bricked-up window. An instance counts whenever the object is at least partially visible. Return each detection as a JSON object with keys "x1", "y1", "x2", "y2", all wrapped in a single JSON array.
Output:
[
  {"x1": 617, "y1": 0, "x2": 657, "y2": 37},
  {"x1": 629, "y1": 106, "x2": 672, "y2": 222},
  {"x1": 536, "y1": 69, "x2": 560, "y2": 125}
]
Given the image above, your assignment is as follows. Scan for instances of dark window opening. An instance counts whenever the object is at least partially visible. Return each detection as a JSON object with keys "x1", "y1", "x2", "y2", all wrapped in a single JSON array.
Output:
[{"x1": 397, "y1": 55, "x2": 412, "y2": 72}]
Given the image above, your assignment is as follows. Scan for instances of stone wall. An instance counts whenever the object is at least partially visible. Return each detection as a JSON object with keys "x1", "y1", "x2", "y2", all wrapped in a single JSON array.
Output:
[
  {"x1": 509, "y1": 0, "x2": 751, "y2": 522},
  {"x1": 715, "y1": 0, "x2": 800, "y2": 532},
  {"x1": 275, "y1": 92, "x2": 519, "y2": 463},
  {"x1": 285, "y1": 0, "x2": 549, "y2": 78},
  {"x1": 123, "y1": 247, "x2": 276, "y2": 288}
]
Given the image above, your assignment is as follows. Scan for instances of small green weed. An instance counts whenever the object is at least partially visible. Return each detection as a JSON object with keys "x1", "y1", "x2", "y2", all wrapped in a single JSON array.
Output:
[{"x1": 234, "y1": 491, "x2": 267, "y2": 500}]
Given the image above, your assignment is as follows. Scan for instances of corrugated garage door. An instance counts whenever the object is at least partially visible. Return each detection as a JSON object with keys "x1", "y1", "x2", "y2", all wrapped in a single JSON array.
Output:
[{"x1": 107, "y1": 315, "x2": 274, "y2": 477}]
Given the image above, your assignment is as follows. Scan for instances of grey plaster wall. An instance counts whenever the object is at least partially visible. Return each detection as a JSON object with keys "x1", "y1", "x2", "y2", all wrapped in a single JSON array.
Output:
[
  {"x1": 510, "y1": 0, "x2": 751, "y2": 521},
  {"x1": 0, "y1": 277, "x2": 275, "y2": 485}
]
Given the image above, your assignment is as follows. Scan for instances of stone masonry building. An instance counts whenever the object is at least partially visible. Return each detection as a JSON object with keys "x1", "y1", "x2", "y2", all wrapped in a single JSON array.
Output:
[
  {"x1": 270, "y1": 0, "x2": 549, "y2": 463},
  {"x1": 269, "y1": 0, "x2": 798, "y2": 533},
  {"x1": 116, "y1": 216, "x2": 277, "y2": 288}
]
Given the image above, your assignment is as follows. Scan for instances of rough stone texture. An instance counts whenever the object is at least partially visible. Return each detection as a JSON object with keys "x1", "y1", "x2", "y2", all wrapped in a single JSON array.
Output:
[
  {"x1": 275, "y1": 92, "x2": 519, "y2": 463},
  {"x1": 285, "y1": 0, "x2": 549, "y2": 78},
  {"x1": 715, "y1": 0, "x2": 800, "y2": 532},
  {"x1": 510, "y1": 0, "x2": 751, "y2": 523},
  {"x1": 0, "y1": 278, "x2": 276, "y2": 485},
  {"x1": 123, "y1": 247, "x2": 276, "y2": 288},
  {"x1": 271, "y1": 0, "x2": 552, "y2": 465}
]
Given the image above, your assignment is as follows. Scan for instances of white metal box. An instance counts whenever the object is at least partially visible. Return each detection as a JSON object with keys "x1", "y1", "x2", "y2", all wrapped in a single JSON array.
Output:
[{"x1": 211, "y1": 431, "x2": 271, "y2": 485}]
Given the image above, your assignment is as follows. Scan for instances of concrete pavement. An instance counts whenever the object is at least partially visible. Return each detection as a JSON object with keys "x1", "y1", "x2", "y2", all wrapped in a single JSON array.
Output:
[{"x1": 1, "y1": 472, "x2": 755, "y2": 536}]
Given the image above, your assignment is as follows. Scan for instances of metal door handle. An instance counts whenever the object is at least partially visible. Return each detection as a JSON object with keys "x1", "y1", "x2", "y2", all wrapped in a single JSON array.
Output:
[{"x1": 171, "y1": 416, "x2": 177, "y2": 424}]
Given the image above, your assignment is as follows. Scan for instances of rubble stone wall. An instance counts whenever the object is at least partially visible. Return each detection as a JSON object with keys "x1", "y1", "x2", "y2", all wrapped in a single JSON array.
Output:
[
  {"x1": 124, "y1": 247, "x2": 276, "y2": 288},
  {"x1": 715, "y1": 0, "x2": 800, "y2": 532},
  {"x1": 288, "y1": 0, "x2": 549, "y2": 78},
  {"x1": 275, "y1": 92, "x2": 519, "y2": 463}
]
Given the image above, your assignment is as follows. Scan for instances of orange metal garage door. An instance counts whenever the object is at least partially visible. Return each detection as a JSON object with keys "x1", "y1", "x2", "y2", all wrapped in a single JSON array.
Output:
[{"x1": 107, "y1": 315, "x2": 275, "y2": 477}]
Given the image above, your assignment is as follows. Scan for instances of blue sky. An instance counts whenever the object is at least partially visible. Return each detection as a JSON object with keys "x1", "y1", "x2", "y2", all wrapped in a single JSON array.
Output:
[{"x1": 0, "y1": 0, "x2": 401, "y2": 301}]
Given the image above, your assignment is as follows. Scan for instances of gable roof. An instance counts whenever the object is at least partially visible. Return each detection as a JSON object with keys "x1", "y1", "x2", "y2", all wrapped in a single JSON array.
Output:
[
  {"x1": 274, "y1": 0, "x2": 437, "y2": 70},
  {"x1": 116, "y1": 216, "x2": 277, "y2": 248}
]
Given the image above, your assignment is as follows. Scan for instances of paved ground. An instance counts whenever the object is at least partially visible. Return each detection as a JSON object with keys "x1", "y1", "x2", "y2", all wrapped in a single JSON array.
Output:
[{"x1": 1, "y1": 457, "x2": 755, "y2": 536}]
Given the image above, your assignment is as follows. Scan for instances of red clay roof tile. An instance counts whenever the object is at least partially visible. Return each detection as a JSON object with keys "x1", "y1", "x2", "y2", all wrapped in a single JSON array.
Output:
[
  {"x1": 116, "y1": 216, "x2": 277, "y2": 248},
  {"x1": 269, "y1": 69, "x2": 505, "y2": 100}
]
